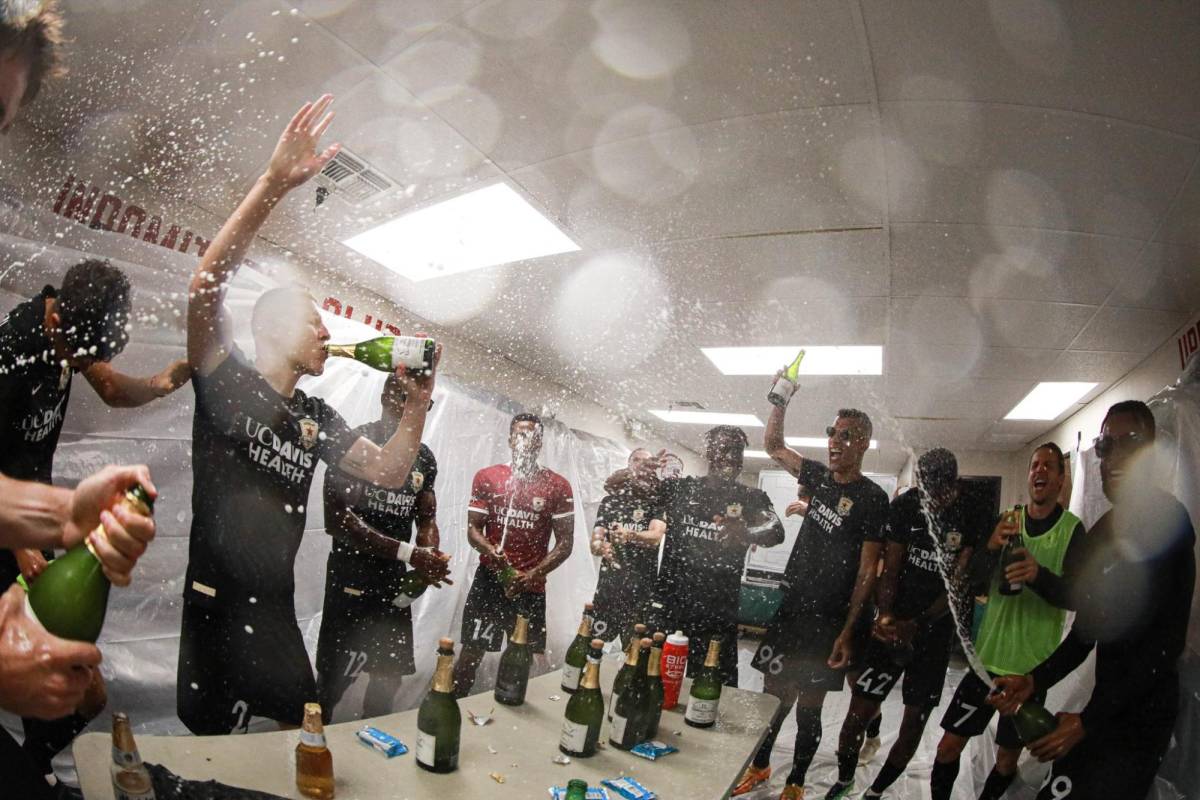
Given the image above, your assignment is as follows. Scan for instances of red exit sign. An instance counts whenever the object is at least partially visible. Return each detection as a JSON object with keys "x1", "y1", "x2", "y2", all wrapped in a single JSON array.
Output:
[{"x1": 1179, "y1": 315, "x2": 1200, "y2": 371}]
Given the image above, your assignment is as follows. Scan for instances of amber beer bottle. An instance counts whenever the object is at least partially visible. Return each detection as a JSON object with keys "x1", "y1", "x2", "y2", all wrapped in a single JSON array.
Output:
[
  {"x1": 495, "y1": 614, "x2": 533, "y2": 705},
  {"x1": 684, "y1": 639, "x2": 723, "y2": 728},
  {"x1": 296, "y1": 703, "x2": 334, "y2": 799},
  {"x1": 110, "y1": 712, "x2": 155, "y2": 800},
  {"x1": 561, "y1": 604, "x2": 594, "y2": 693},
  {"x1": 416, "y1": 638, "x2": 461, "y2": 772}
]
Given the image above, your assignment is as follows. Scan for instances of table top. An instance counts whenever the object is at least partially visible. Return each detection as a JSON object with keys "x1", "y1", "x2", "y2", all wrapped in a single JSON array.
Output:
[{"x1": 76, "y1": 667, "x2": 778, "y2": 799}]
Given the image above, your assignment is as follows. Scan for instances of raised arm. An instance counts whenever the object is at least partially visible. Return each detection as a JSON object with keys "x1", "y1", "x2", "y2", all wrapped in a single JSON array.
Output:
[
  {"x1": 83, "y1": 358, "x2": 191, "y2": 408},
  {"x1": 187, "y1": 95, "x2": 338, "y2": 376},
  {"x1": 764, "y1": 401, "x2": 804, "y2": 478}
]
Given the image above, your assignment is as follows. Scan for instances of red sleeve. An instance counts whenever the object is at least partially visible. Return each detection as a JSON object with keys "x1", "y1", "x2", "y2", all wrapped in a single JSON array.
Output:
[
  {"x1": 468, "y1": 469, "x2": 491, "y2": 515},
  {"x1": 551, "y1": 474, "x2": 575, "y2": 519}
]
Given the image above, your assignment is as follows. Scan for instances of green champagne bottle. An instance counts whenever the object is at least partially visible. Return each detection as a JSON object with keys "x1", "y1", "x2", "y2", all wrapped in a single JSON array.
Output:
[
  {"x1": 495, "y1": 614, "x2": 533, "y2": 706},
  {"x1": 684, "y1": 638, "x2": 723, "y2": 728},
  {"x1": 644, "y1": 632, "x2": 666, "y2": 740},
  {"x1": 564, "y1": 779, "x2": 589, "y2": 800},
  {"x1": 999, "y1": 506, "x2": 1025, "y2": 596},
  {"x1": 767, "y1": 349, "x2": 806, "y2": 407},
  {"x1": 561, "y1": 603, "x2": 594, "y2": 694},
  {"x1": 559, "y1": 639, "x2": 606, "y2": 758},
  {"x1": 391, "y1": 571, "x2": 429, "y2": 609},
  {"x1": 611, "y1": 638, "x2": 652, "y2": 750},
  {"x1": 1012, "y1": 700, "x2": 1058, "y2": 744},
  {"x1": 25, "y1": 484, "x2": 154, "y2": 642},
  {"x1": 325, "y1": 335, "x2": 435, "y2": 374},
  {"x1": 416, "y1": 638, "x2": 461, "y2": 773},
  {"x1": 609, "y1": 622, "x2": 647, "y2": 721}
]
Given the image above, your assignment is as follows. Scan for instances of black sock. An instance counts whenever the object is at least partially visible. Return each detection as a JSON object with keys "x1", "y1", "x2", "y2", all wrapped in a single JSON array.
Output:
[
  {"x1": 979, "y1": 767, "x2": 1016, "y2": 800},
  {"x1": 870, "y1": 761, "x2": 905, "y2": 794},
  {"x1": 752, "y1": 699, "x2": 792, "y2": 769},
  {"x1": 785, "y1": 705, "x2": 824, "y2": 785},
  {"x1": 836, "y1": 746, "x2": 857, "y2": 783},
  {"x1": 865, "y1": 712, "x2": 882, "y2": 739},
  {"x1": 930, "y1": 758, "x2": 961, "y2": 800}
]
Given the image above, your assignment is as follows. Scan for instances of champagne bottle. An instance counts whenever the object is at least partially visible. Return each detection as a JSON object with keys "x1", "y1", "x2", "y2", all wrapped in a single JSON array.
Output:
[
  {"x1": 999, "y1": 506, "x2": 1025, "y2": 596},
  {"x1": 560, "y1": 639, "x2": 605, "y2": 757},
  {"x1": 495, "y1": 614, "x2": 533, "y2": 706},
  {"x1": 609, "y1": 622, "x2": 647, "y2": 721},
  {"x1": 25, "y1": 483, "x2": 153, "y2": 642},
  {"x1": 1012, "y1": 700, "x2": 1058, "y2": 744},
  {"x1": 767, "y1": 349, "x2": 806, "y2": 407},
  {"x1": 685, "y1": 638, "x2": 723, "y2": 728},
  {"x1": 416, "y1": 638, "x2": 461, "y2": 773},
  {"x1": 611, "y1": 638, "x2": 652, "y2": 750},
  {"x1": 565, "y1": 779, "x2": 589, "y2": 800},
  {"x1": 561, "y1": 603, "x2": 594, "y2": 694},
  {"x1": 391, "y1": 571, "x2": 429, "y2": 609},
  {"x1": 110, "y1": 712, "x2": 155, "y2": 800},
  {"x1": 644, "y1": 632, "x2": 666, "y2": 739},
  {"x1": 295, "y1": 702, "x2": 334, "y2": 800},
  {"x1": 325, "y1": 335, "x2": 435, "y2": 374}
]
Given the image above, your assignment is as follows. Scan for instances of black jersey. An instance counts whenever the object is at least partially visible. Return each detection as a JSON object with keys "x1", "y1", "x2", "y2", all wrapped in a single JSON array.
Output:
[
  {"x1": 887, "y1": 488, "x2": 986, "y2": 619},
  {"x1": 0, "y1": 287, "x2": 74, "y2": 484},
  {"x1": 775, "y1": 460, "x2": 888, "y2": 622},
  {"x1": 326, "y1": 419, "x2": 437, "y2": 596},
  {"x1": 652, "y1": 476, "x2": 774, "y2": 624},
  {"x1": 186, "y1": 349, "x2": 354, "y2": 603},
  {"x1": 593, "y1": 490, "x2": 661, "y2": 596}
]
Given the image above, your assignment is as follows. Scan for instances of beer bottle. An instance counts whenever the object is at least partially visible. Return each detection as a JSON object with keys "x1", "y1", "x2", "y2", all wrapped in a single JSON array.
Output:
[
  {"x1": 644, "y1": 632, "x2": 666, "y2": 739},
  {"x1": 110, "y1": 712, "x2": 155, "y2": 800},
  {"x1": 25, "y1": 484, "x2": 153, "y2": 642},
  {"x1": 561, "y1": 603, "x2": 594, "y2": 694},
  {"x1": 495, "y1": 614, "x2": 533, "y2": 706},
  {"x1": 560, "y1": 639, "x2": 606, "y2": 758},
  {"x1": 416, "y1": 638, "x2": 461, "y2": 773},
  {"x1": 685, "y1": 638, "x2": 723, "y2": 728},
  {"x1": 999, "y1": 507, "x2": 1025, "y2": 596},
  {"x1": 1012, "y1": 700, "x2": 1058, "y2": 744},
  {"x1": 295, "y1": 703, "x2": 334, "y2": 800},
  {"x1": 611, "y1": 638, "x2": 652, "y2": 750},
  {"x1": 609, "y1": 622, "x2": 647, "y2": 721},
  {"x1": 565, "y1": 779, "x2": 589, "y2": 800},
  {"x1": 767, "y1": 349, "x2": 806, "y2": 407},
  {"x1": 325, "y1": 335, "x2": 435, "y2": 374}
]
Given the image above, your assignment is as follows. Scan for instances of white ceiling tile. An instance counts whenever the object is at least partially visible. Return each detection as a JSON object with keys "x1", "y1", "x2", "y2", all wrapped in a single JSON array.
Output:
[
  {"x1": 1044, "y1": 350, "x2": 1145, "y2": 383},
  {"x1": 1069, "y1": 307, "x2": 1189, "y2": 354},
  {"x1": 1107, "y1": 241, "x2": 1200, "y2": 312},
  {"x1": 886, "y1": 344, "x2": 1054, "y2": 381},
  {"x1": 1155, "y1": 161, "x2": 1200, "y2": 247},
  {"x1": 301, "y1": 0, "x2": 480, "y2": 66}
]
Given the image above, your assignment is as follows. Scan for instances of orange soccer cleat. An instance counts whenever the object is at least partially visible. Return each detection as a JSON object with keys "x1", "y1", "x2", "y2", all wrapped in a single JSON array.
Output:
[{"x1": 732, "y1": 764, "x2": 772, "y2": 796}]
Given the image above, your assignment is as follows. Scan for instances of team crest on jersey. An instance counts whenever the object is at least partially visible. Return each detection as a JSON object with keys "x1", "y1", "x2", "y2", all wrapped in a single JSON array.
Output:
[
  {"x1": 532, "y1": 496, "x2": 546, "y2": 512},
  {"x1": 632, "y1": 508, "x2": 645, "y2": 521},
  {"x1": 946, "y1": 530, "x2": 962, "y2": 548},
  {"x1": 837, "y1": 496, "x2": 854, "y2": 517},
  {"x1": 411, "y1": 471, "x2": 425, "y2": 491},
  {"x1": 725, "y1": 503, "x2": 743, "y2": 519},
  {"x1": 297, "y1": 417, "x2": 319, "y2": 450}
]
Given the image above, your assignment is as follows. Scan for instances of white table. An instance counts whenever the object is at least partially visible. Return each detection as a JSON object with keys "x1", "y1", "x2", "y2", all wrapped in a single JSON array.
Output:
[{"x1": 76, "y1": 669, "x2": 779, "y2": 799}]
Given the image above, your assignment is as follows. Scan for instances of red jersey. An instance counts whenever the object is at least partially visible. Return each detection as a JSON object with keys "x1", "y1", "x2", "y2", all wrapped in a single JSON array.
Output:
[{"x1": 468, "y1": 463, "x2": 574, "y2": 593}]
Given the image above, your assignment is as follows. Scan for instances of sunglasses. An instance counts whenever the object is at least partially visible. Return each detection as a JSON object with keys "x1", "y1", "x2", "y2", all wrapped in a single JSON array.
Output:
[
  {"x1": 1093, "y1": 431, "x2": 1146, "y2": 459},
  {"x1": 825, "y1": 426, "x2": 862, "y2": 443}
]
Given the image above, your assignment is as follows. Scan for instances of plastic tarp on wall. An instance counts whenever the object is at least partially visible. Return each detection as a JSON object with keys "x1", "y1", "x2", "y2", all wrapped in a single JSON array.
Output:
[{"x1": 0, "y1": 196, "x2": 628, "y2": 772}]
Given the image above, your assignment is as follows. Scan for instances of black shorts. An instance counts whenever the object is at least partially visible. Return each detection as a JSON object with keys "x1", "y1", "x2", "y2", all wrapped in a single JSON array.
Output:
[
  {"x1": 670, "y1": 617, "x2": 740, "y2": 687},
  {"x1": 940, "y1": 670, "x2": 1047, "y2": 749},
  {"x1": 177, "y1": 593, "x2": 315, "y2": 735},
  {"x1": 590, "y1": 583, "x2": 650, "y2": 644},
  {"x1": 753, "y1": 612, "x2": 872, "y2": 692},
  {"x1": 850, "y1": 620, "x2": 953, "y2": 709},
  {"x1": 460, "y1": 566, "x2": 547, "y2": 653},
  {"x1": 315, "y1": 579, "x2": 415, "y2": 711}
]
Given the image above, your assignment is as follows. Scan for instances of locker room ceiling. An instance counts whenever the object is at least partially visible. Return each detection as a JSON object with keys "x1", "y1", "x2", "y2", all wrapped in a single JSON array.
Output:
[{"x1": 13, "y1": 0, "x2": 1200, "y2": 475}]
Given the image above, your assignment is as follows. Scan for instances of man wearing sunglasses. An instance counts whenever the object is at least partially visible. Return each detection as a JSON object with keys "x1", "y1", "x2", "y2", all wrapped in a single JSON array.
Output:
[
  {"x1": 315, "y1": 373, "x2": 451, "y2": 722},
  {"x1": 735, "y1": 399, "x2": 888, "y2": 800},
  {"x1": 990, "y1": 401, "x2": 1195, "y2": 799}
]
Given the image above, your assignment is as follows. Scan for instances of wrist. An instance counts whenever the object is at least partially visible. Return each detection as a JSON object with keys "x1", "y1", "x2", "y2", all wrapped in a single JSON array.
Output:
[
  {"x1": 395, "y1": 541, "x2": 415, "y2": 563},
  {"x1": 256, "y1": 172, "x2": 292, "y2": 199}
]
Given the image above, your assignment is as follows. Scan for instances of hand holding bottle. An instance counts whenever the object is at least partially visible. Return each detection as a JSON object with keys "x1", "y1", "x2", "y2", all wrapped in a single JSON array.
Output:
[
  {"x1": 392, "y1": 333, "x2": 442, "y2": 395},
  {"x1": 1028, "y1": 712, "x2": 1085, "y2": 762},
  {"x1": 0, "y1": 584, "x2": 101, "y2": 719},
  {"x1": 411, "y1": 547, "x2": 453, "y2": 587},
  {"x1": 62, "y1": 465, "x2": 158, "y2": 587},
  {"x1": 14, "y1": 548, "x2": 49, "y2": 581},
  {"x1": 988, "y1": 674, "x2": 1035, "y2": 716},
  {"x1": 1003, "y1": 547, "x2": 1039, "y2": 585},
  {"x1": 986, "y1": 510, "x2": 1021, "y2": 551}
]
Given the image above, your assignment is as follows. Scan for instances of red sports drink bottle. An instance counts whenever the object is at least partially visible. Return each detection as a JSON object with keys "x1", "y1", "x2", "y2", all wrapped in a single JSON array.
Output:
[{"x1": 661, "y1": 631, "x2": 689, "y2": 709}]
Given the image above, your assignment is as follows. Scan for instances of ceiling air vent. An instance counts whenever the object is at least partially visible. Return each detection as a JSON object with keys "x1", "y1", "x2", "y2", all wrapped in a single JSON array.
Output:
[{"x1": 314, "y1": 147, "x2": 396, "y2": 205}]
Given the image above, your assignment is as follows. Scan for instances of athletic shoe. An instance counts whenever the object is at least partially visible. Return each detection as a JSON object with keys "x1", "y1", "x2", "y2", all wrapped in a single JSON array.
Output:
[
  {"x1": 780, "y1": 784, "x2": 805, "y2": 800},
  {"x1": 732, "y1": 764, "x2": 772, "y2": 796},
  {"x1": 858, "y1": 735, "x2": 881, "y2": 764},
  {"x1": 824, "y1": 779, "x2": 854, "y2": 799}
]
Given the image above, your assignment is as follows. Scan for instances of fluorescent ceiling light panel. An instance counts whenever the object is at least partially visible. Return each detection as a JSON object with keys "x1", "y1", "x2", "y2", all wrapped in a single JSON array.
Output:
[
  {"x1": 700, "y1": 346, "x2": 883, "y2": 376},
  {"x1": 786, "y1": 436, "x2": 878, "y2": 450},
  {"x1": 342, "y1": 183, "x2": 579, "y2": 282},
  {"x1": 648, "y1": 410, "x2": 764, "y2": 427},
  {"x1": 1004, "y1": 382, "x2": 1098, "y2": 421}
]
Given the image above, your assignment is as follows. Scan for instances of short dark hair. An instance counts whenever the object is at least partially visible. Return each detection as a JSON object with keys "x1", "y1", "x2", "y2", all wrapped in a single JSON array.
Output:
[
  {"x1": 704, "y1": 425, "x2": 748, "y2": 449},
  {"x1": 837, "y1": 408, "x2": 873, "y2": 440},
  {"x1": 1033, "y1": 441, "x2": 1066, "y2": 473},
  {"x1": 0, "y1": 0, "x2": 66, "y2": 107},
  {"x1": 916, "y1": 448, "x2": 957, "y2": 491},
  {"x1": 1102, "y1": 400, "x2": 1156, "y2": 441},
  {"x1": 510, "y1": 412, "x2": 542, "y2": 433},
  {"x1": 57, "y1": 259, "x2": 130, "y2": 362},
  {"x1": 628, "y1": 448, "x2": 651, "y2": 465}
]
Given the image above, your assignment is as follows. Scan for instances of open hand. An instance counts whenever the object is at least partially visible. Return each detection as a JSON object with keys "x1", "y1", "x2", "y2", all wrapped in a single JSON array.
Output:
[{"x1": 264, "y1": 94, "x2": 340, "y2": 191}]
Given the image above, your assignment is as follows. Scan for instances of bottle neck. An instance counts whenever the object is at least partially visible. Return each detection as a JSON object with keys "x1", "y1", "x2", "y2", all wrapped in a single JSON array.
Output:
[
  {"x1": 704, "y1": 642, "x2": 721, "y2": 668},
  {"x1": 431, "y1": 652, "x2": 455, "y2": 693},
  {"x1": 580, "y1": 657, "x2": 601, "y2": 690},
  {"x1": 511, "y1": 617, "x2": 529, "y2": 646},
  {"x1": 648, "y1": 648, "x2": 662, "y2": 677},
  {"x1": 111, "y1": 721, "x2": 141, "y2": 766},
  {"x1": 576, "y1": 615, "x2": 592, "y2": 638},
  {"x1": 324, "y1": 343, "x2": 356, "y2": 359},
  {"x1": 624, "y1": 644, "x2": 640, "y2": 668}
]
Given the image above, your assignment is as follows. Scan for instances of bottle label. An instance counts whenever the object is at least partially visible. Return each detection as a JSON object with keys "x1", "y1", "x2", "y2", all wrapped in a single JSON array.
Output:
[
  {"x1": 415, "y1": 729, "x2": 437, "y2": 766},
  {"x1": 391, "y1": 591, "x2": 418, "y2": 609},
  {"x1": 561, "y1": 664, "x2": 581, "y2": 691},
  {"x1": 299, "y1": 730, "x2": 326, "y2": 748},
  {"x1": 559, "y1": 719, "x2": 589, "y2": 752},
  {"x1": 685, "y1": 696, "x2": 719, "y2": 724},
  {"x1": 611, "y1": 712, "x2": 628, "y2": 743},
  {"x1": 112, "y1": 746, "x2": 142, "y2": 767},
  {"x1": 390, "y1": 337, "x2": 428, "y2": 370},
  {"x1": 768, "y1": 377, "x2": 797, "y2": 403}
]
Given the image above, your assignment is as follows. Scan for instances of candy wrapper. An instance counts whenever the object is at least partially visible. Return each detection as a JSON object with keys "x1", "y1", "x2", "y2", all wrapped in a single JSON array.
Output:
[
  {"x1": 548, "y1": 787, "x2": 611, "y2": 800},
  {"x1": 355, "y1": 726, "x2": 407, "y2": 758},
  {"x1": 602, "y1": 777, "x2": 656, "y2": 800},
  {"x1": 630, "y1": 740, "x2": 678, "y2": 761}
]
